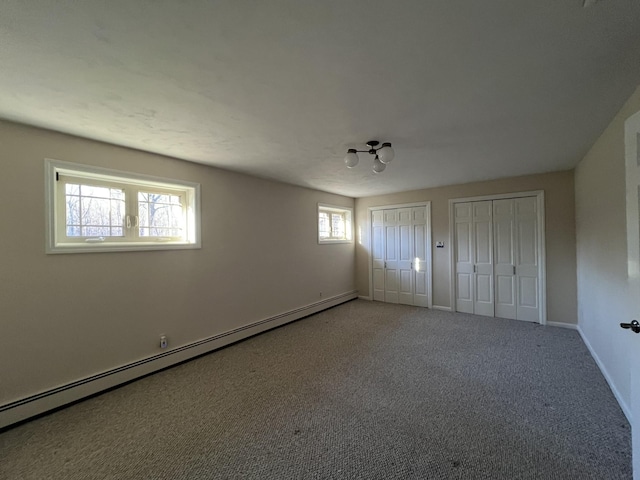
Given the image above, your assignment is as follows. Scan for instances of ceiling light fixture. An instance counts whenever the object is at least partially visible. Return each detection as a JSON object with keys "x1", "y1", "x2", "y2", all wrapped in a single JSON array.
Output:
[{"x1": 344, "y1": 140, "x2": 395, "y2": 174}]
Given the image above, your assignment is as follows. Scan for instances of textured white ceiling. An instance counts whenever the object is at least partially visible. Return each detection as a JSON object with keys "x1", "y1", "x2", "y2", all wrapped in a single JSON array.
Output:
[{"x1": 1, "y1": 0, "x2": 639, "y2": 197}]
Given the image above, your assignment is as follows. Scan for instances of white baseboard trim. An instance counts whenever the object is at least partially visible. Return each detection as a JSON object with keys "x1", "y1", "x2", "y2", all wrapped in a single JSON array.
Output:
[
  {"x1": 577, "y1": 326, "x2": 632, "y2": 423},
  {"x1": 546, "y1": 321, "x2": 578, "y2": 330},
  {"x1": 432, "y1": 305, "x2": 452, "y2": 312},
  {"x1": 0, "y1": 290, "x2": 358, "y2": 430},
  {"x1": 358, "y1": 295, "x2": 372, "y2": 301}
]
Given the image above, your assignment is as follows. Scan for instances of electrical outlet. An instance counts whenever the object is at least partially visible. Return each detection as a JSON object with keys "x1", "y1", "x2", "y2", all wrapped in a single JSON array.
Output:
[{"x1": 160, "y1": 335, "x2": 168, "y2": 349}]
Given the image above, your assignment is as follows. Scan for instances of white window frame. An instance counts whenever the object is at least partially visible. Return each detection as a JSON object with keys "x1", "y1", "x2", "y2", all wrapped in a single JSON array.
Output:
[
  {"x1": 318, "y1": 203, "x2": 353, "y2": 244},
  {"x1": 45, "y1": 159, "x2": 201, "y2": 254}
]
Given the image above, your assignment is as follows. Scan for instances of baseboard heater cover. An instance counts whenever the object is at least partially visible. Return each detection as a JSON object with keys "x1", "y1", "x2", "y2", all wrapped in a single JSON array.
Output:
[{"x1": 0, "y1": 290, "x2": 358, "y2": 429}]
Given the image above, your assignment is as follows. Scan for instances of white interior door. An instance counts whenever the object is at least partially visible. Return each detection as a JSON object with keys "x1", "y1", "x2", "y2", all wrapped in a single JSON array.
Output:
[
  {"x1": 383, "y1": 209, "x2": 399, "y2": 304},
  {"x1": 493, "y1": 199, "x2": 517, "y2": 319},
  {"x1": 624, "y1": 110, "x2": 640, "y2": 480},
  {"x1": 412, "y1": 207, "x2": 429, "y2": 307},
  {"x1": 515, "y1": 197, "x2": 540, "y2": 322},
  {"x1": 473, "y1": 201, "x2": 494, "y2": 317},
  {"x1": 455, "y1": 202, "x2": 474, "y2": 313},
  {"x1": 371, "y1": 210, "x2": 385, "y2": 302}
]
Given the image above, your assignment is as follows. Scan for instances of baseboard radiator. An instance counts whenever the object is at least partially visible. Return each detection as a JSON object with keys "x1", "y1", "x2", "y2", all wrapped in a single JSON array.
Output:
[{"x1": 0, "y1": 291, "x2": 358, "y2": 430}]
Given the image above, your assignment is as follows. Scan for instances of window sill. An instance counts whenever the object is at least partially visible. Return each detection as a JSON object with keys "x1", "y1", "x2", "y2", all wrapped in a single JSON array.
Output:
[
  {"x1": 46, "y1": 242, "x2": 201, "y2": 254},
  {"x1": 318, "y1": 239, "x2": 353, "y2": 245}
]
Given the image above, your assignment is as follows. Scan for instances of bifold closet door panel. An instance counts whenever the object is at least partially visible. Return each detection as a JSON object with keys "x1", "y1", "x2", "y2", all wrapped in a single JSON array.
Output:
[
  {"x1": 473, "y1": 201, "x2": 494, "y2": 317},
  {"x1": 515, "y1": 197, "x2": 540, "y2": 322},
  {"x1": 383, "y1": 209, "x2": 399, "y2": 304},
  {"x1": 493, "y1": 199, "x2": 517, "y2": 320},
  {"x1": 372, "y1": 209, "x2": 385, "y2": 302},
  {"x1": 398, "y1": 208, "x2": 414, "y2": 305},
  {"x1": 413, "y1": 207, "x2": 429, "y2": 307},
  {"x1": 455, "y1": 202, "x2": 474, "y2": 314}
]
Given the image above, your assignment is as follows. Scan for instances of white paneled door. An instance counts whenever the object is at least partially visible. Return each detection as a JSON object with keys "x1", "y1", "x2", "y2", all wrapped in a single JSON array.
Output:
[
  {"x1": 473, "y1": 201, "x2": 494, "y2": 317},
  {"x1": 371, "y1": 205, "x2": 430, "y2": 307},
  {"x1": 384, "y1": 209, "x2": 399, "y2": 304},
  {"x1": 454, "y1": 202, "x2": 474, "y2": 313},
  {"x1": 454, "y1": 195, "x2": 542, "y2": 322},
  {"x1": 493, "y1": 199, "x2": 517, "y2": 319},
  {"x1": 514, "y1": 197, "x2": 540, "y2": 322},
  {"x1": 624, "y1": 110, "x2": 640, "y2": 480},
  {"x1": 412, "y1": 207, "x2": 430, "y2": 307},
  {"x1": 372, "y1": 210, "x2": 385, "y2": 302}
]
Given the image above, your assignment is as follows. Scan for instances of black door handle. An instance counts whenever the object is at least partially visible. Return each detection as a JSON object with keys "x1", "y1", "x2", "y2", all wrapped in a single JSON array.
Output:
[{"x1": 620, "y1": 320, "x2": 640, "y2": 333}]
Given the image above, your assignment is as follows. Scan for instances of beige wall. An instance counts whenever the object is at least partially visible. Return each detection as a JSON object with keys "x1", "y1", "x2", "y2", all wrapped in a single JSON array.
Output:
[
  {"x1": 574, "y1": 86, "x2": 640, "y2": 414},
  {"x1": 355, "y1": 171, "x2": 577, "y2": 324},
  {"x1": 0, "y1": 120, "x2": 355, "y2": 406}
]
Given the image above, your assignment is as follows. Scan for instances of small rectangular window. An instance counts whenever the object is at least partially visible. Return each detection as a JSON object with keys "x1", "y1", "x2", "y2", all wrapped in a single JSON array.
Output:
[
  {"x1": 318, "y1": 204, "x2": 353, "y2": 244},
  {"x1": 46, "y1": 159, "x2": 201, "y2": 253}
]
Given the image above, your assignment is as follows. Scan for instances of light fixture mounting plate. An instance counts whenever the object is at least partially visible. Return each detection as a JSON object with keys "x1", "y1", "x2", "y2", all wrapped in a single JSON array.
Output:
[{"x1": 366, "y1": 140, "x2": 379, "y2": 148}]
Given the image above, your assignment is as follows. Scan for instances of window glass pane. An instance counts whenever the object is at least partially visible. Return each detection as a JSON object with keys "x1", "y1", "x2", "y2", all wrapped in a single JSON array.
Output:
[
  {"x1": 65, "y1": 182, "x2": 125, "y2": 237},
  {"x1": 171, "y1": 205, "x2": 182, "y2": 227},
  {"x1": 111, "y1": 199, "x2": 124, "y2": 228},
  {"x1": 65, "y1": 183, "x2": 80, "y2": 195},
  {"x1": 66, "y1": 194, "x2": 80, "y2": 227},
  {"x1": 82, "y1": 226, "x2": 111, "y2": 237},
  {"x1": 138, "y1": 202, "x2": 149, "y2": 228},
  {"x1": 66, "y1": 226, "x2": 80, "y2": 236},
  {"x1": 80, "y1": 184, "x2": 111, "y2": 198},
  {"x1": 331, "y1": 213, "x2": 345, "y2": 239},
  {"x1": 319, "y1": 212, "x2": 330, "y2": 238},
  {"x1": 138, "y1": 191, "x2": 183, "y2": 238}
]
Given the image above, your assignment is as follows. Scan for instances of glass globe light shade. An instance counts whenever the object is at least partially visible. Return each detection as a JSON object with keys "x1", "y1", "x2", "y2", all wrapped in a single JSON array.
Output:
[
  {"x1": 378, "y1": 143, "x2": 395, "y2": 164},
  {"x1": 372, "y1": 155, "x2": 386, "y2": 174},
  {"x1": 344, "y1": 150, "x2": 359, "y2": 168}
]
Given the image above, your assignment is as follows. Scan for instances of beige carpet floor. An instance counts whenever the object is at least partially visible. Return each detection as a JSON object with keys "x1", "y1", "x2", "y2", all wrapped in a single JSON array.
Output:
[{"x1": 0, "y1": 300, "x2": 632, "y2": 479}]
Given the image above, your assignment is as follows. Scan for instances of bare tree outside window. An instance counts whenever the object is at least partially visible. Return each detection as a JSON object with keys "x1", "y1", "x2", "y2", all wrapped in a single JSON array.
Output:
[
  {"x1": 138, "y1": 192, "x2": 183, "y2": 238},
  {"x1": 65, "y1": 183, "x2": 125, "y2": 237}
]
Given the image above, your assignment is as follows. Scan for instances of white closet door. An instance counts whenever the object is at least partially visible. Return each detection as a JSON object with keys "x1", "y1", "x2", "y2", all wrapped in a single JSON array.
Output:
[
  {"x1": 371, "y1": 205, "x2": 430, "y2": 307},
  {"x1": 515, "y1": 197, "x2": 539, "y2": 321},
  {"x1": 397, "y1": 208, "x2": 414, "y2": 305},
  {"x1": 383, "y1": 209, "x2": 399, "y2": 304},
  {"x1": 473, "y1": 201, "x2": 494, "y2": 317},
  {"x1": 372, "y1": 210, "x2": 385, "y2": 302},
  {"x1": 412, "y1": 207, "x2": 429, "y2": 307},
  {"x1": 493, "y1": 199, "x2": 517, "y2": 319},
  {"x1": 455, "y1": 202, "x2": 474, "y2": 313}
]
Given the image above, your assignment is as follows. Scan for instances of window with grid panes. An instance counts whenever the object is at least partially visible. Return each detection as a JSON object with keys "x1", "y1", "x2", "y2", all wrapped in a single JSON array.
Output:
[
  {"x1": 318, "y1": 204, "x2": 353, "y2": 243},
  {"x1": 46, "y1": 159, "x2": 200, "y2": 253}
]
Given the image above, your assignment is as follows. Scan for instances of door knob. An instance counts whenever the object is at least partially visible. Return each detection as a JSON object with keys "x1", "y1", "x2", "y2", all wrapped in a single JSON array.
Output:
[{"x1": 620, "y1": 320, "x2": 640, "y2": 333}]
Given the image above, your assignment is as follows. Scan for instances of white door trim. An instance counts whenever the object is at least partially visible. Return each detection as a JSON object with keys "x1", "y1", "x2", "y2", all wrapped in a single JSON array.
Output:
[
  {"x1": 448, "y1": 190, "x2": 547, "y2": 324},
  {"x1": 368, "y1": 202, "x2": 433, "y2": 308}
]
